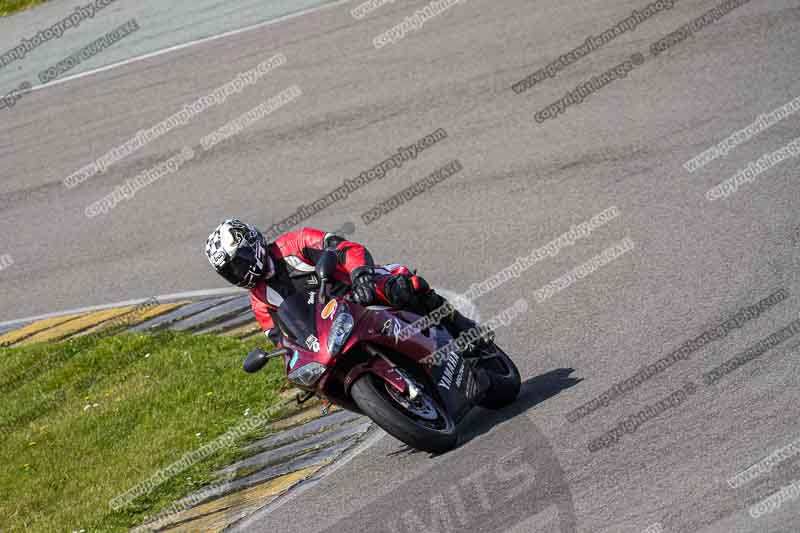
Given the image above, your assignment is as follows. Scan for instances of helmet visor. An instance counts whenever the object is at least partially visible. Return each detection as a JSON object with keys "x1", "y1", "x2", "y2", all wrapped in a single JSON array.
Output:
[{"x1": 218, "y1": 245, "x2": 264, "y2": 288}]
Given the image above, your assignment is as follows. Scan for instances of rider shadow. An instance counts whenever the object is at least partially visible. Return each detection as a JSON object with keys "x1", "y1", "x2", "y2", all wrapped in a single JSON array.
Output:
[{"x1": 386, "y1": 368, "x2": 582, "y2": 457}]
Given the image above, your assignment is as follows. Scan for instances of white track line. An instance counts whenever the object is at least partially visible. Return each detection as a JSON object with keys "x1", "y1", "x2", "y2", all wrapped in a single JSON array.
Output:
[
  {"x1": 28, "y1": 0, "x2": 355, "y2": 93},
  {"x1": 0, "y1": 287, "x2": 246, "y2": 328}
]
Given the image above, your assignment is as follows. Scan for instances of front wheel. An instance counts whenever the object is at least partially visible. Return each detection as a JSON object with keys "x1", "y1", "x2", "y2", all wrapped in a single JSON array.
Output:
[
  {"x1": 351, "y1": 372, "x2": 458, "y2": 453},
  {"x1": 476, "y1": 345, "x2": 521, "y2": 409}
]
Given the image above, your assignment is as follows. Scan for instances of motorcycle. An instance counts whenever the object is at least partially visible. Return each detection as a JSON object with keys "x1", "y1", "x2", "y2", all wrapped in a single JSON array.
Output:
[{"x1": 242, "y1": 251, "x2": 521, "y2": 453}]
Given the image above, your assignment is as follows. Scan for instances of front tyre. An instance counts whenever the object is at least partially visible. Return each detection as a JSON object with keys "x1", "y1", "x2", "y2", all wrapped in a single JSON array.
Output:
[
  {"x1": 351, "y1": 373, "x2": 458, "y2": 454},
  {"x1": 476, "y1": 345, "x2": 521, "y2": 409}
]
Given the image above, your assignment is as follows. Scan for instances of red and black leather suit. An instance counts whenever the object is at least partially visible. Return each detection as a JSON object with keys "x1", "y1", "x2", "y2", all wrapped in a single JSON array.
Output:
[{"x1": 249, "y1": 227, "x2": 461, "y2": 337}]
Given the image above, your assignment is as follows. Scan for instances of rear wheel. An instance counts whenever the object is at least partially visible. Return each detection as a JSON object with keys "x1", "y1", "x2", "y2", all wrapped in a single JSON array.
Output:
[
  {"x1": 475, "y1": 345, "x2": 521, "y2": 409},
  {"x1": 351, "y1": 370, "x2": 458, "y2": 453}
]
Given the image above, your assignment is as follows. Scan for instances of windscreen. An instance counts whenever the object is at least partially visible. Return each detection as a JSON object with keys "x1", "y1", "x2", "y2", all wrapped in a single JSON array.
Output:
[{"x1": 277, "y1": 292, "x2": 317, "y2": 343}]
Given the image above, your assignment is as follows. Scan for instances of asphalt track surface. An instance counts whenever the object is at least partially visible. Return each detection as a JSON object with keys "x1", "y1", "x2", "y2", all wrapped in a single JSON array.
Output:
[{"x1": 2, "y1": 0, "x2": 800, "y2": 531}]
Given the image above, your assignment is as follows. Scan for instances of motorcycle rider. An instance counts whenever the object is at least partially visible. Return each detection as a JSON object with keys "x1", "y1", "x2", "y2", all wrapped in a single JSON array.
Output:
[{"x1": 204, "y1": 219, "x2": 491, "y2": 350}]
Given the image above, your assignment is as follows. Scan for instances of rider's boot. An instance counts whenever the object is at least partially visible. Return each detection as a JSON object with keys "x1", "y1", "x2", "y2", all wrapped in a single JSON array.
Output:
[
  {"x1": 421, "y1": 290, "x2": 494, "y2": 356},
  {"x1": 383, "y1": 272, "x2": 494, "y2": 356}
]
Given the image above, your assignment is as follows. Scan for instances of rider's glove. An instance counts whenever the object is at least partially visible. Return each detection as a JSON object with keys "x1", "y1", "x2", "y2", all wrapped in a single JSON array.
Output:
[
  {"x1": 351, "y1": 270, "x2": 377, "y2": 305},
  {"x1": 265, "y1": 328, "x2": 282, "y2": 346}
]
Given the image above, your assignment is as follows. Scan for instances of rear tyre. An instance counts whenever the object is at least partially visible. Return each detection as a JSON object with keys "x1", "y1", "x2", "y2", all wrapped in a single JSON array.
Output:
[
  {"x1": 476, "y1": 345, "x2": 521, "y2": 409},
  {"x1": 351, "y1": 373, "x2": 458, "y2": 453}
]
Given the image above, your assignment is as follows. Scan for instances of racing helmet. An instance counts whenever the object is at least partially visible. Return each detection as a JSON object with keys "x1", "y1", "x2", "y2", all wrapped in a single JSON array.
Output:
[{"x1": 205, "y1": 219, "x2": 272, "y2": 288}]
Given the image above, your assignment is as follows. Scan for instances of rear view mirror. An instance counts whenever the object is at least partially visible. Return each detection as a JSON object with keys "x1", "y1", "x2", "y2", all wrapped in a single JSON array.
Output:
[
  {"x1": 315, "y1": 250, "x2": 338, "y2": 280},
  {"x1": 243, "y1": 348, "x2": 268, "y2": 373}
]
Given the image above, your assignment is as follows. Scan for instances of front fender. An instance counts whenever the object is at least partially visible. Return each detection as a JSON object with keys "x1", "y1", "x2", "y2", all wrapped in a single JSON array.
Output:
[{"x1": 344, "y1": 356, "x2": 408, "y2": 395}]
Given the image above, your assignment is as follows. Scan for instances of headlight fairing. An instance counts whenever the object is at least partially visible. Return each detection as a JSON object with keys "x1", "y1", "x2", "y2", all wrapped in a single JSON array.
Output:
[
  {"x1": 326, "y1": 302, "x2": 355, "y2": 356},
  {"x1": 287, "y1": 361, "x2": 328, "y2": 387}
]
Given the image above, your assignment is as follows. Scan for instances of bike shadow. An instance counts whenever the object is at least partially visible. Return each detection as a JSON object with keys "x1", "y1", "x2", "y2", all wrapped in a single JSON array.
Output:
[{"x1": 387, "y1": 368, "x2": 582, "y2": 457}]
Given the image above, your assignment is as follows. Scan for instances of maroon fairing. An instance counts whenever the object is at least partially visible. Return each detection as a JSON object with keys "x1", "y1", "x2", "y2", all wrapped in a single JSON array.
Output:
[{"x1": 277, "y1": 294, "x2": 479, "y2": 421}]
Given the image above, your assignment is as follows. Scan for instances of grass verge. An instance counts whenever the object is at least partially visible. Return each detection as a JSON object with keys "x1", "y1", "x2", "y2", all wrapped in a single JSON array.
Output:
[
  {"x1": 0, "y1": 330, "x2": 291, "y2": 532},
  {"x1": 0, "y1": 0, "x2": 49, "y2": 18}
]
